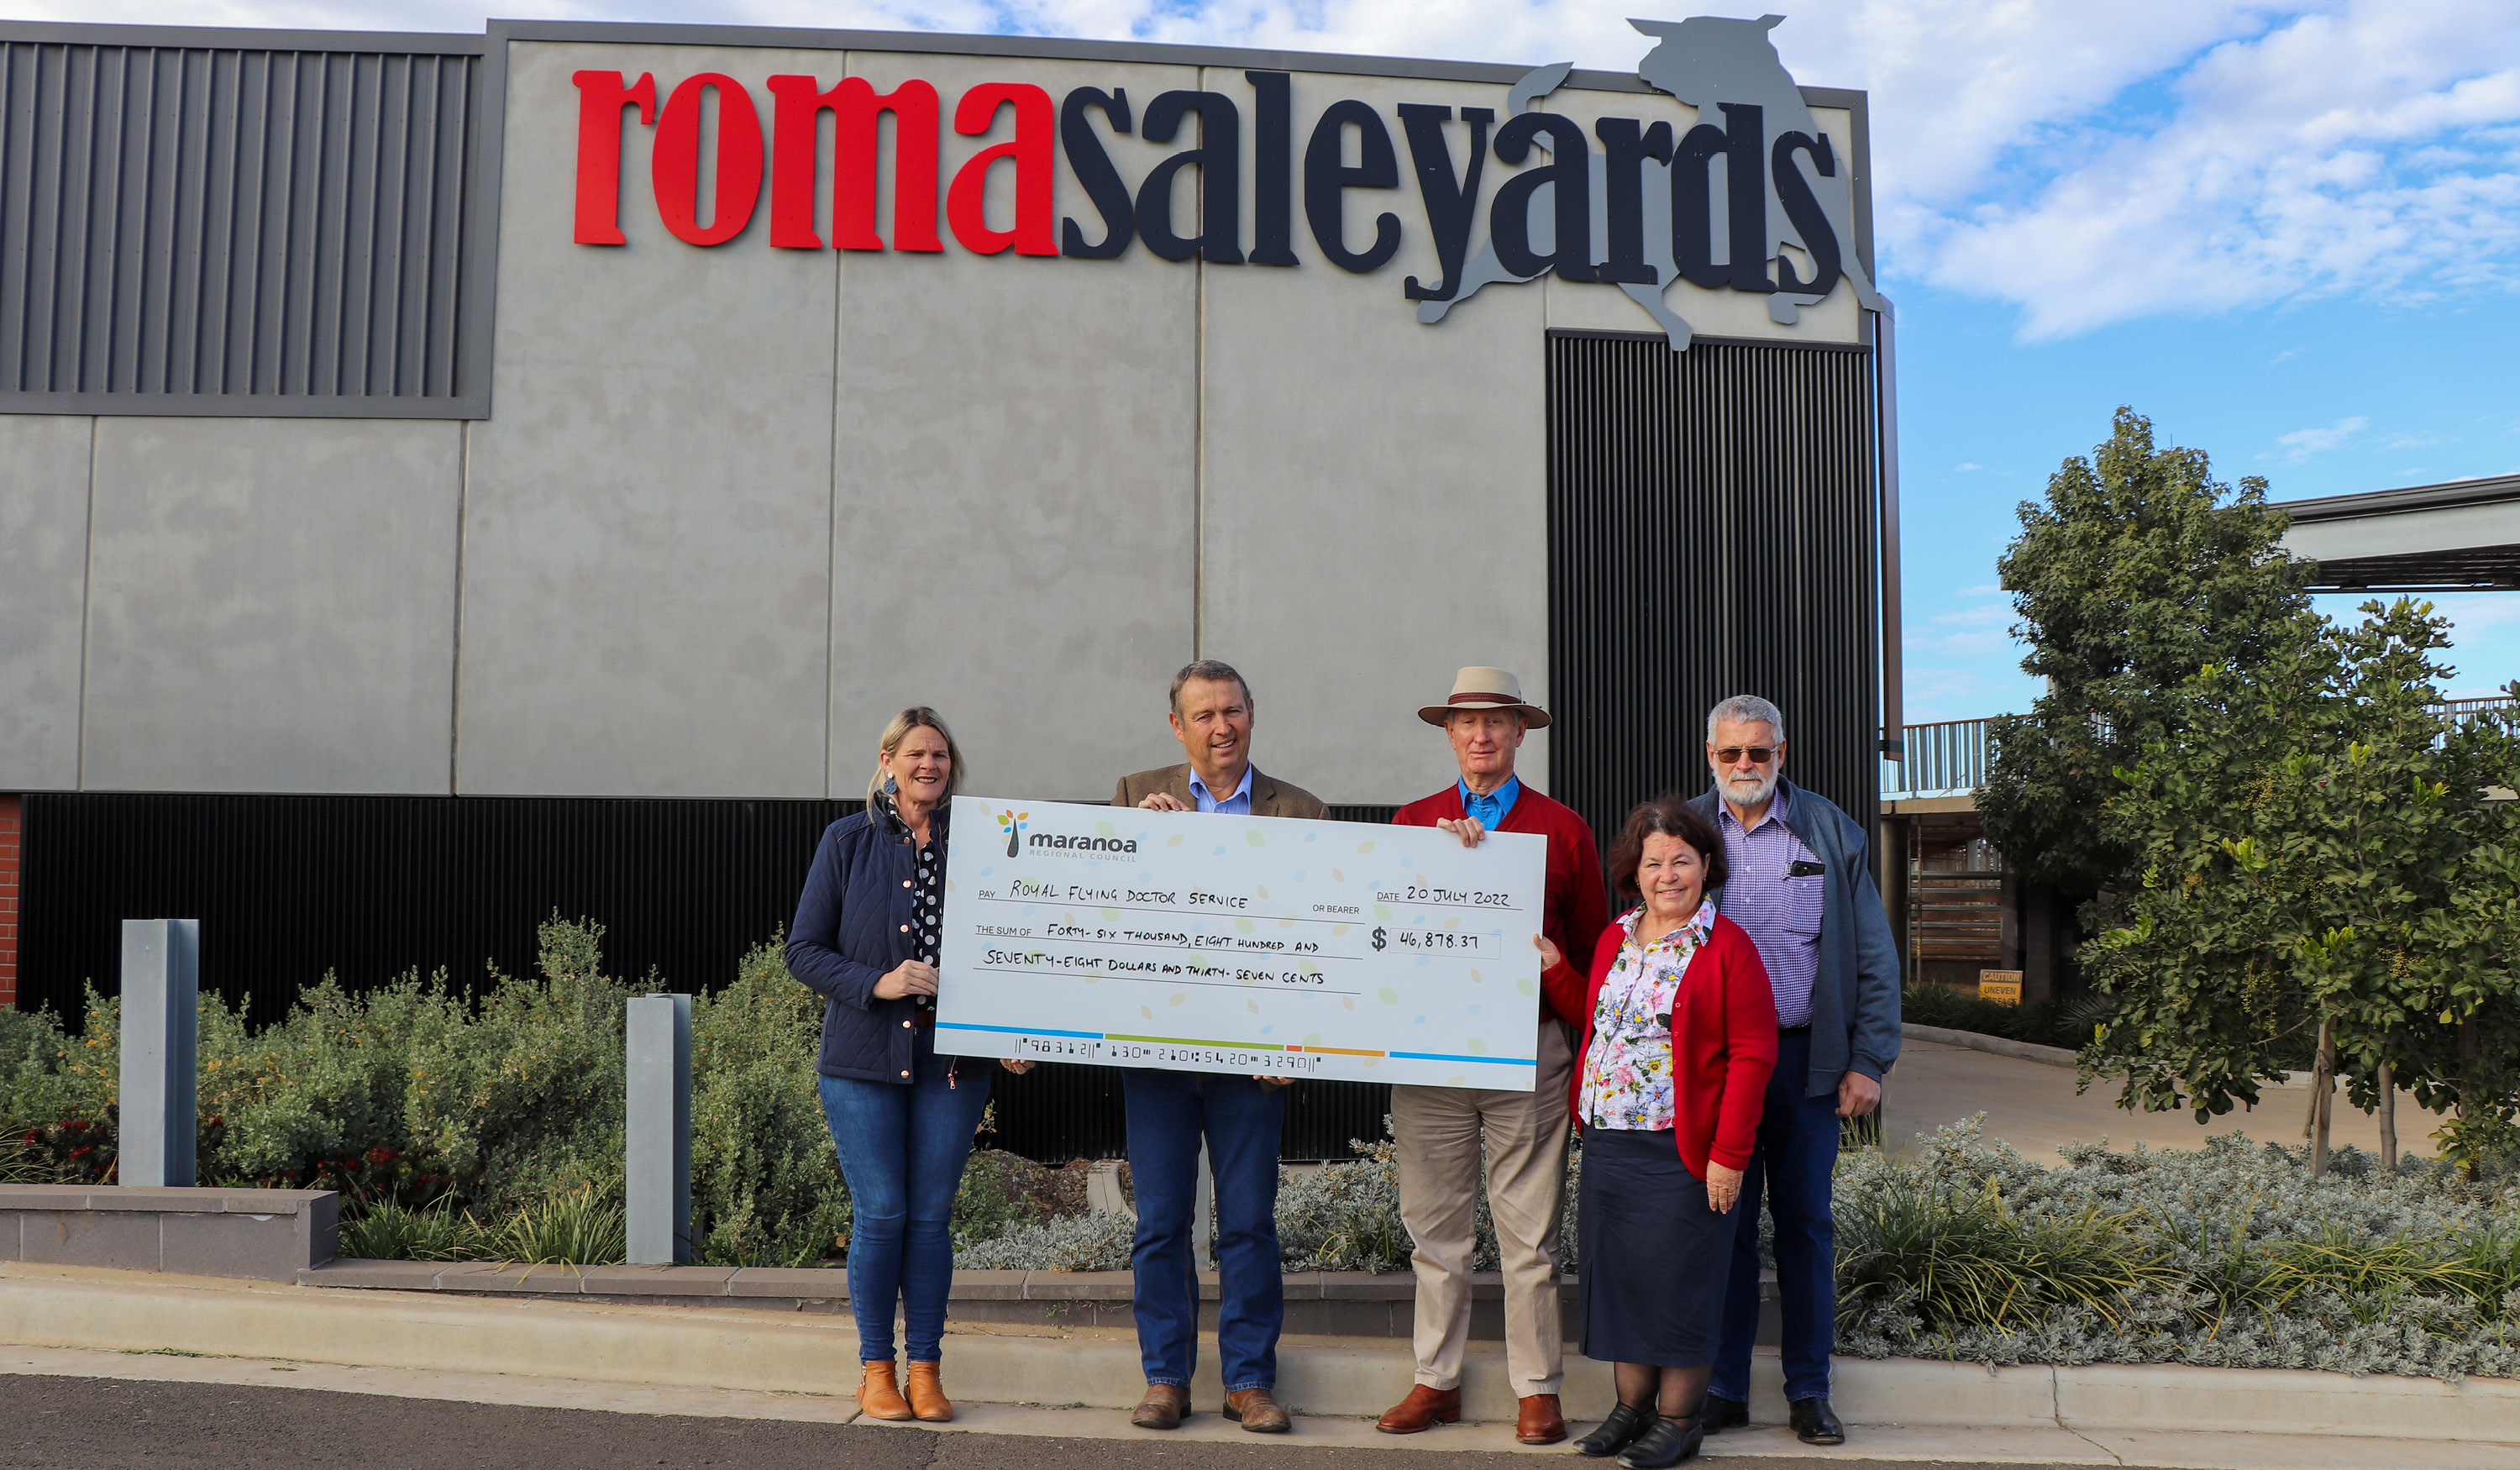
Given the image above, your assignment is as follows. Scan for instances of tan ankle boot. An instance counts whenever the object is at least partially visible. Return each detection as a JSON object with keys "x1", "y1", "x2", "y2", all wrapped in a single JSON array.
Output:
[
  {"x1": 859, "y1": 1360, "x2": 913, "y2": 1421},
  {"x1": 906, "y1": 1361, "x2": 953, "y2": 1422}
]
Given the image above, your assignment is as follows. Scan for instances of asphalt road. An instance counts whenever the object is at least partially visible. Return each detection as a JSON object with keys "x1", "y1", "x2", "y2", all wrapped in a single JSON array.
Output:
[{"x1": 0, "y1": 1375, "x2": 2083, "y2": 1470}]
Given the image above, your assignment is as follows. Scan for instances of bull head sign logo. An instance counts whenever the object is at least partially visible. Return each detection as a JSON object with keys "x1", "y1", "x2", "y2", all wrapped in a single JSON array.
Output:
[{"x1": 1421, "y1": 15, "x2": 1887, "y2": 348}]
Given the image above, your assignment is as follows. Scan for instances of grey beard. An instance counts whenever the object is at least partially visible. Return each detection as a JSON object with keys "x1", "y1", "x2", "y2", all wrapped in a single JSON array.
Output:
[{"x1": 1721, "y1": 771, "x2": 1777, "y2": 811}]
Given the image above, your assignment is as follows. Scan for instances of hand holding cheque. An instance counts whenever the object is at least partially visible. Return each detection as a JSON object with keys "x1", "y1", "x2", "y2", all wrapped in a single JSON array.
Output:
[{"x1": 933, "y1": 797, "x2": 1550, "y2": 1088}]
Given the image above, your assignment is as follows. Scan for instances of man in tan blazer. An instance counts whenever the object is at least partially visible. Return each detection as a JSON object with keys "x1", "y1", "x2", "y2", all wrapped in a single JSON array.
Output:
[
  {"x1": 1113, "y1": 660, "x2": 1323, "y2": 1437},
  {"x1": 1112, "y1": 660, "x2": 1329, "y2": 819}
]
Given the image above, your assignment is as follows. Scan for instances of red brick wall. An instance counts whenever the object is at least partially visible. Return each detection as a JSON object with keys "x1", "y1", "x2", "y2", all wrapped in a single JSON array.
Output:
[{"x1": 0, "y1": 794, "x2": 18, "y2": 1008}]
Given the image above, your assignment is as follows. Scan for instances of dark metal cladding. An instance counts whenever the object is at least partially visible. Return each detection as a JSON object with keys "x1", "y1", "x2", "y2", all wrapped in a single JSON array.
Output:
[
  {"x1": 0, "y1": 37, "x2": 490, "y2": 414},
  {"x1": 17, "y1": 793, "x2": 861, "y2": 1022},
  {"x1": 1545, "y1": 331, "x2": 1883, "y2": 850}
]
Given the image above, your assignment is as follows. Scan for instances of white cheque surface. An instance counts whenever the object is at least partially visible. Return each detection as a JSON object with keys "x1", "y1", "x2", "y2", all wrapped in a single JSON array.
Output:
[{"x1": 935, "y1": 796, "x2": 1547, "y2": 1088}]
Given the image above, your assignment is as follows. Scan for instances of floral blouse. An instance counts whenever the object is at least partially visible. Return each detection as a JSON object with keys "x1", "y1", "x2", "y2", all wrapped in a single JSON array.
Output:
[{"x1": 1578, "y1": 903, "x2": 1718, "y2": 1131}]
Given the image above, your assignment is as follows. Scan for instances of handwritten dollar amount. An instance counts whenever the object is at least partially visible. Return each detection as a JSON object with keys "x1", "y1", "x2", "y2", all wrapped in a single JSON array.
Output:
[{"x1": 1370, "y1": 927, "x2": 1486, "y2": 953}]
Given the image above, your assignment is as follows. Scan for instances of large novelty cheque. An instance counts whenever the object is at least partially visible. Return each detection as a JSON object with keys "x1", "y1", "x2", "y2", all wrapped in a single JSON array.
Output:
[{"x1": 934, "y1": 797, "x2": 1549, "y2": 1088}]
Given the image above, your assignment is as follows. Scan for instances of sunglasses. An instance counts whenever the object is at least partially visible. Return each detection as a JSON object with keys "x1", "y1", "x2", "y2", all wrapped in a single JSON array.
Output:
[{"x1": 1712, "y1": 746, "x2": 1777, "y2": 765}]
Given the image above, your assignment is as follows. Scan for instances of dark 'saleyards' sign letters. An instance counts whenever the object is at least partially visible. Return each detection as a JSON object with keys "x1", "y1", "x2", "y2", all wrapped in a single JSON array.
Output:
[{"x1": 569, "y1": 14, "x2": 1882, "y2": 348}]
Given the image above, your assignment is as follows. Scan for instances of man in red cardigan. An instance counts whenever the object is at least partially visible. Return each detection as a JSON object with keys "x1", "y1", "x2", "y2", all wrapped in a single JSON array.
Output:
[{"x1": 1374, "y1": 668, "x2": 1608, "y2": 1447}]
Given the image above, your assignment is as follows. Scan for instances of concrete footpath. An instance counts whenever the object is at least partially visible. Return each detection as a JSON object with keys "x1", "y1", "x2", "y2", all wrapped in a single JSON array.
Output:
[
  {"x1": 5, "y1": 1263, "x2": 2515, "y2": 1469},
  {"x1": 1883, "y1": 1037, "x2": 2416, "y2": 1164}
]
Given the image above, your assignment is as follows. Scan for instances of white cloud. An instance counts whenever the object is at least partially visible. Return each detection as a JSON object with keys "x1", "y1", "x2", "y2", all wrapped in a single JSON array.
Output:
[
  {"x1": 20, "y1": 1, "x2": 2520, "y2": 341},
  {"x1": 1917, "y1": 1, "x2": 2520, "y2": 338},
  {"x1": 1905, "y1": 600, "x2": 2020, "y2": 659},
  {"x1": 1954, "y1": 461, "x2": 1982, "y2": 471},
  {"x1": 2266, "y1": 413, "x2": 2369, "y2": 460}
]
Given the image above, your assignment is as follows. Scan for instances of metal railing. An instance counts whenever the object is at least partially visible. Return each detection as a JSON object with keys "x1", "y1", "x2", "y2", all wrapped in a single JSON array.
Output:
[
  {"x1": 1882, "y1": 696, "x2": 2512, "y2": 800},
  {"x1": 1886, "y1": 717, "x2": 1992, "y2": 797}
]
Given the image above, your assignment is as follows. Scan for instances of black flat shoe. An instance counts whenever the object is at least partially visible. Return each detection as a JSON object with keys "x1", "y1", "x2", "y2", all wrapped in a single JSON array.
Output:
[
  {"x1": 1614, "y1": 1416, "x2": 1704, "y2": 1469},
  {"x1": 1788, "y1": 1397, "x2": 1845, "y2": 1446},
  {"x1": 1572, "y1": 1404, "x2": 1651, "y2": 1457},
  {"x1": 1698, "y1": 1394, "x2": 1748, "y2": 1433}
]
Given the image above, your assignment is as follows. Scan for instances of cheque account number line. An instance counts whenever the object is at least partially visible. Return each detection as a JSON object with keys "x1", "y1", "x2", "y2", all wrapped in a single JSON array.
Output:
[{"x1": 971, "y1": 963, "x2": 1364, "y2": 996}]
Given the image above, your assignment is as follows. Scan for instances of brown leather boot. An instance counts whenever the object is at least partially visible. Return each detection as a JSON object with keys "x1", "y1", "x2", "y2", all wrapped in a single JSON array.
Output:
[
  {"x1": 1377, "y1": 1383, "x2": 1462, "y2": 1434},
  {"x1": 858, "y1": 1360, "x2": 913, "y2": 1421},
  {"x1": 1517, "y1": 1393, "x2": 1568, "y2": 1445},
  {"x1": 1225, "y1": 1386, "x2": 1291, "y2": 1433},
  {"x1": 1131, "y1": 1382, "x2": 1189, "y2": 1430},
  {"x1": 906, "y1": 1361, "x2": 953, "y2": 1423}
]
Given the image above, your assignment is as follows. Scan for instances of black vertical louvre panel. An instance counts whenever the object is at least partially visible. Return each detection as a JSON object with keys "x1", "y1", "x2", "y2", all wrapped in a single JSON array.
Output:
[
  {"x1": 18, "y1": 795, "x2": 861, "y2": 1021},
  {"x1": 18, "y1": 794, "x2": 1408, "y2": 1162},
  {"x1": 1546, "y1": 333, "x2": 1882, "y2": 848},
  {"x1": 0, "y1": 37, "x2": 487, "y2": 412}
]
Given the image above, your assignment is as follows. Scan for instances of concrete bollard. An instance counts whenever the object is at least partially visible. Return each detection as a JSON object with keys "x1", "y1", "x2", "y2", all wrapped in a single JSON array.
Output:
[
  {"x1": 626, "y1": 993, "x2": 693, "y2": 1265},
  {"x1": 118, "y1": 919, "x2": 201, "y2": 1188}
]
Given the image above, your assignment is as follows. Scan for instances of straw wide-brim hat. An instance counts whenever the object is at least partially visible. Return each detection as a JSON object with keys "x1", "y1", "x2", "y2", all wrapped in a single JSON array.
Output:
[{"x1": 1418, "y1": 667, "x2": 1552, "y2": 728}]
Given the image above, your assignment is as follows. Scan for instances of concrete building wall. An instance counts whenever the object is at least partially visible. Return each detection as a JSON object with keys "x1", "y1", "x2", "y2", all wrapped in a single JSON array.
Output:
[
  {"x1": 827, "y1": 50, "x2": 1205, "y2": 801},
  {"x1": 0, "y1": 416, "x2": 92, "y2": 793},
  {"x1": 79, "y1": 418, "x2": 464, "y2": 795},
  {"x1": 2, "y1": 34, "x2": 1872, "y2": 807}
]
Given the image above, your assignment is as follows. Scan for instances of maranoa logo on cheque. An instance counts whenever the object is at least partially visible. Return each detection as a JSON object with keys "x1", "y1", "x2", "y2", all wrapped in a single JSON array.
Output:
[
  {"x1": 570, "y1": 14, "x2": 1882, "y2": 348},
  {"x1": 997, "y1": 807, "x2": 1140, "y2": 858}
]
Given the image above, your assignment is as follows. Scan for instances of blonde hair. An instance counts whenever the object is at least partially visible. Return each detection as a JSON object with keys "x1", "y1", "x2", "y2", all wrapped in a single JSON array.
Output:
[{"x1": 868, "y1": 706, "x2": 965, "y2": 805}]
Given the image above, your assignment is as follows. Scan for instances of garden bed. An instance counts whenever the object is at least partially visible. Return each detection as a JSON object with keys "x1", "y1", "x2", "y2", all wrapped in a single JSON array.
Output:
[{"x1": 9, "y1": 921, "x2": 2512, "y2": 1382}]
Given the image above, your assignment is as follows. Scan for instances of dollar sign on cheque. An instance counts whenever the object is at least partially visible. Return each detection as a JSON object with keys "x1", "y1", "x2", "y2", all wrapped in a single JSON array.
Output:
[{"x1": 1371, "y1": 927, "x2": 1386, "y2": 951}]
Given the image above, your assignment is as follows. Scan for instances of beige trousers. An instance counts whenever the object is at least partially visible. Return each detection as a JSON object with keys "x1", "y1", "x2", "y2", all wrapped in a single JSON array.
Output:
[{"x1": 1390, "y1": 1019, "x2": 1576, "y2": 1396}]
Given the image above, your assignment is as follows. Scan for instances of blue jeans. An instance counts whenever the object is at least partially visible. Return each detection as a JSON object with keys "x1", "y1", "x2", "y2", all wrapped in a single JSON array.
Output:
[
  {"x1": 1121, "y1": 1068, "x2": 1284, "y2": 1392},
  {"x1": 1711, "y1": 1026, "x2": 1840, "y2": 1403},
  {"x1": 818, "y1": 1035, "x2": 991, "y2": 1364}
]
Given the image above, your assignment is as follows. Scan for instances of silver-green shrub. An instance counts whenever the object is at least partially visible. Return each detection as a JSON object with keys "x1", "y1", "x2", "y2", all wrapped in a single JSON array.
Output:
[
  {"x1": 955, "y1": 1210, "x2": 1136, "y2": 1271},
  {"x1": 1836, "y1": 1119, "x2": 2520, "y2": 1380}
]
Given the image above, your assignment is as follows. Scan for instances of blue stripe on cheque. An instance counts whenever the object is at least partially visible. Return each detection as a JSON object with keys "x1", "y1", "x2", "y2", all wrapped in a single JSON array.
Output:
[
  {"x1": 1388, "y1": 1051, "x2": 1538, "y2": 1066},
  {"x1": 938, "y1": 1021, "x2": 1105, "y2": 1040}
]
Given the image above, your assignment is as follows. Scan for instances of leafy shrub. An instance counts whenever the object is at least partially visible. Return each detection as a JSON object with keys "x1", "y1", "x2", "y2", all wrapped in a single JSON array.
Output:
[
  {"x1": 953, "y1": 1147, "x2": 1093, "y2": 1250},
  {"x1": 955, "y1": 1210, "x2": 1137, "y2": 1271},
  {"x1": 0, "y1": 917, "x2": 851, "y2": 1267},
  {"x1": 1270, "y1": 1126, "x2": 1583, "y2": 1274},
  {"x1": 1901, "y1": 984, "x2": 2118, "y2": 1053},
  {"x1": 688, "y1": 940, "x2": 850, "y2": 1267},
  {"x1": 1275, "y1": 1137, "x2": 1414, "y2": 1272},
  {"x1": 1835, "y1": 1119, "x2": 2520, "y2": 1379}
]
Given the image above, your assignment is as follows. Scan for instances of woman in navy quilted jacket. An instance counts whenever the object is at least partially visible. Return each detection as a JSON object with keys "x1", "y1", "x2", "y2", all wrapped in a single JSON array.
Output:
[{"x1": 786, "y1": 706, "x2": 1027, "y2": 1425}]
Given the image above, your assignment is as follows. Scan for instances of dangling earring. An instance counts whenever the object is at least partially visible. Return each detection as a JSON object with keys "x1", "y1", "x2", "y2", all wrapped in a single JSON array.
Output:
[{"x1": 883, "y1": 774, "x2": 900, "y2": 796}]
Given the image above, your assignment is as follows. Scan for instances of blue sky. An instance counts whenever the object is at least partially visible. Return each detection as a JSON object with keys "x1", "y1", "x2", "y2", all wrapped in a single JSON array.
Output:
[
  {"x1": 27, "y1": 1, "x2": 2520, "y2": 717},
  {"x1": 1898, "y1": 285, "x2": 2520, "y2": 720}
]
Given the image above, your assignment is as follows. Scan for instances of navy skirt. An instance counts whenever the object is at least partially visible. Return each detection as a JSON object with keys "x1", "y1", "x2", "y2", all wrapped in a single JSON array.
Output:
[{"x1": 1577, "y1": 1126, "x2": 1735, "y2": 1367}]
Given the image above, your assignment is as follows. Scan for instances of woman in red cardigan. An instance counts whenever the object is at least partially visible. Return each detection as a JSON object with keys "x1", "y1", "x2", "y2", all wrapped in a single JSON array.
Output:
[{"x1": 1539, "y1": 796, "x2": 1777, "y2": 1468}]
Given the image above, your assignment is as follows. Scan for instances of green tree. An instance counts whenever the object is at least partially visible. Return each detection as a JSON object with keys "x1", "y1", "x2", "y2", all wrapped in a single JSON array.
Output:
[
  {"x1": 2086, "y1": 598, "x2": 2520, "y2": 1176},
  {"x1": 1979, "y1": 408, "x2": 2317, "y2": 907}
]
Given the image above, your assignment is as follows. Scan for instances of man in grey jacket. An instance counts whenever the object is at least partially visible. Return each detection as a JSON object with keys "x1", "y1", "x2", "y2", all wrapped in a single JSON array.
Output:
[{"x1": 1687, "y1": 695, "x2": 1900, "y2": 1447}]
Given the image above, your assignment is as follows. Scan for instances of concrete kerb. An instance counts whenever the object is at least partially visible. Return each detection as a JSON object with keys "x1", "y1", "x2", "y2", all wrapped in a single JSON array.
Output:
[
  {"x1": 1903, "y1": 1021, "x2": 2080, "y2": 1068},
  {"x1": 8, "y1": 1262, "x2": 2519, "y2": 1445}
]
